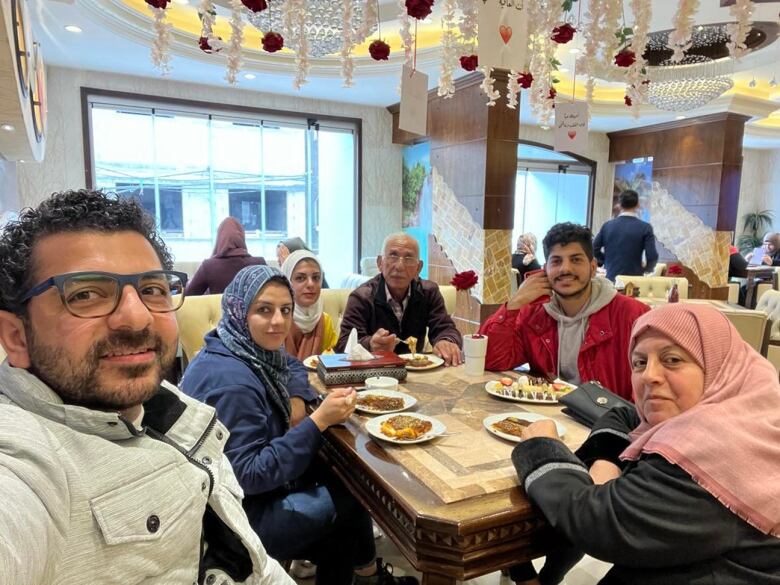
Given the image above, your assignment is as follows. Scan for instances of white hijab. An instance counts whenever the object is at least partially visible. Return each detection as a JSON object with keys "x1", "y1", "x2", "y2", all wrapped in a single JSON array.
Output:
[{"x1": 281, "y1": 249, "x2": 324, "y2": 334}]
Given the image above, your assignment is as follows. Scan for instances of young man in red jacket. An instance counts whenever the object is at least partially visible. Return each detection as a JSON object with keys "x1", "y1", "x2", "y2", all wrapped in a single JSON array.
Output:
[{"x1": 481, "y1": 222, "x2": 649, "y2": 401}]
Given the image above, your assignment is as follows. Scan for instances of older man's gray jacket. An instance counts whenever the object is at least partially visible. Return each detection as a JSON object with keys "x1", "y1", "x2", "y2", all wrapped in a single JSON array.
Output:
[{"x1": 0, "y1": 363, "x2": 293, "y2": 585}]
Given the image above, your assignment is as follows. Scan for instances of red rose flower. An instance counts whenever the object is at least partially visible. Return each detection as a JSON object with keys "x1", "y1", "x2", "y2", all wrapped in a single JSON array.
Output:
[
  {"x1": 459, "y1": 54, "x2": 478, "y2": 71},
  {"x1": 551, "y1": 23, "x2": 576, "y2": 44},
  {"x1": 624, "y1": 94, "x2": 632, "y2": 106},
  {"x1": 667, "y1": 264, "x2": 684, "y2": 276},
  {"x1": 369, "y1": 39, "x2": 391, "y2": 61},
  {"x1": 517, "y1": 72, "x2": 534, "y2": 88},
  {"x1": 405, "y1": 0, "x2": 434, "y2": 20},
  {"x1": 548, "y1": 87, "x2": 557, "y2": 100},
  {"x1": 145, "y1": 0, "x2": 169, "y2": 8},
  {"x1": 614, "y1": 49, "x2": 636, "y2": 68},
  {"x1": 241, "y1": 0, "x2": 268, "y2": 12},
  {"x1": 451, "y1": 270, "x2": 478, "y2": 291},
  {"x1": 198, "y1": 36, "x2": 222, "y2": 53},
  {"x1": 262, "y1": 31, "x2": 284, "y2": 53}
]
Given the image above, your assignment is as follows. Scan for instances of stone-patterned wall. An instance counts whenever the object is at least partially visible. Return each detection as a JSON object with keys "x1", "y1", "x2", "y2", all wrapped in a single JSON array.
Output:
[{"x1": 648, "y1": 182, "x2": 729, "y2": 287}]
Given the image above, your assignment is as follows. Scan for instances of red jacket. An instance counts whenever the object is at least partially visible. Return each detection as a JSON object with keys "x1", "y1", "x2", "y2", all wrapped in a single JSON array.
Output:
[{"x1": 479, "y1": 295, "x2": 650, "y2": 401}]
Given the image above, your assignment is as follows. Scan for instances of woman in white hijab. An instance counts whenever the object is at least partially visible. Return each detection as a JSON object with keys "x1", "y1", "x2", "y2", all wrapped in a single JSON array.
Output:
[{"x1": 281, "y1": 250, "x2": 338, "y2": 359}]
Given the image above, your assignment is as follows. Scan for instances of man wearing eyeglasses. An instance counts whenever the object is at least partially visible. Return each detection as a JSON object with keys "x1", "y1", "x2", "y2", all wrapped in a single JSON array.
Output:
[
  {"x1": 0, "y1": 190, "x2": 292, "y2": 585},
  {"x1": 337, "y1": 233, "x2": 462, "y2": 365}
]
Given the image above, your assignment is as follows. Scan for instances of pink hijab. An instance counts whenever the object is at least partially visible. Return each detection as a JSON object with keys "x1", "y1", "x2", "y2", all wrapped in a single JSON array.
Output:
[
  {"x1": 213, "y1": 217, "x2": 249, "y2": 258},
  {"x1": 621, "y1": 304, "x2": 780, "y2": 537}
]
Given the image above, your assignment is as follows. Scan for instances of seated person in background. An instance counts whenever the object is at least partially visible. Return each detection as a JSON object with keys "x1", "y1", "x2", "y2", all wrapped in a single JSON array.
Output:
[
  {"x1": 593, "y1": 189, "x2": 658, "y2": 282},
  {"x1": 281, "y1": 249, "x2": 338, "y2": 359},
  {"x1": 277, "y1": 236, "x2": 329, "y2": 288},
  {"x1": 185, "y1": 216, "x2": 266, "y2": 295},
  {"x1": 729, "y1": 245, "x2": 749, "y2": 279},
  {"x1": 745, "y1": 232, "x2": 780, "y2": 267},
  {"x1": 337, "y1": 232, "x2": 462, "y2": 365},
  {"x1": 512, "y1": 233, "x2": 542, "y2": 287},
  {"x1": 480, "y1": 222, "x2": 649, "y2": 399},
  {"x1": 0, "y1": 190, "x2": 291, "y2": 584},
  {"x1": 180, "y1": 266, "x2": 417, "y2": 585},
  {"x1": 513, "y1": 303, "x2": 780, "y2": 585}
]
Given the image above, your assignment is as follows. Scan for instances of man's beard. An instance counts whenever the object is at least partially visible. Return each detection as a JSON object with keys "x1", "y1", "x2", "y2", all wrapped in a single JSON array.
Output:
[
  {"x1": 25, "y1": 325, "x2": 175, "y2": 411},
  {"x1": 553, "y1": 275, "x2": 591, "y2": 300}
]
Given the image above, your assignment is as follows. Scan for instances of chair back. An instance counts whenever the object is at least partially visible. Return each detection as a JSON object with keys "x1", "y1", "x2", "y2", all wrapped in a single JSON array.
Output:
[
  {"x1": 718, "y1": 308, "x2": 769, "y2": 356},
  {"x1": 173, "y1": 261, "x2": 202, "y2": 281},
  {"x1": 756, "y1": 289, "x2": 780, "y2": 342},
  {"x1": 340, "y1": 273, "x2": 371, "y2": 289},
  {"x1": 652, "y1": 263, "x2": 666, "y2": 276},
  {"x1": 619, "y1": 275, "x2": 689, "y2": 299},
  {"x1": 176, "y1": 294, "x2": 223, "y2": 362}
]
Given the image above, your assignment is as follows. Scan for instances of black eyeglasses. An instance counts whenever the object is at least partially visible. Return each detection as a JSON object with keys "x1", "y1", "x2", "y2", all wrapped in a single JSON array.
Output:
[{"x1": 20, "y1": 270, "x2": 188, "y2": 318}]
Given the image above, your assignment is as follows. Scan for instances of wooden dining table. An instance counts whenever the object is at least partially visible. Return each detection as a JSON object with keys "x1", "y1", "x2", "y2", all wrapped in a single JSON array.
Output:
[{"x1": 309, "y1": 365, "x2": 590, "y2": 585}]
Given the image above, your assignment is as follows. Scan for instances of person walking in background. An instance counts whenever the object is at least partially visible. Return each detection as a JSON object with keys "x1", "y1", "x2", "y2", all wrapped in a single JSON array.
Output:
[
  {"x1": 511, "y1": 233, "x2": 542, "y2": 288},
  {"x1": 593, "y1": 189, "x2": 658, "y2": 282},
  {"x1": 185, "y1": 217, "x2": 266, "y2": 295}
]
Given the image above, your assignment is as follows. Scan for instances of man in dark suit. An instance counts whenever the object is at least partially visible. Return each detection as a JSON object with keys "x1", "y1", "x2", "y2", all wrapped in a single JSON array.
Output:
[{"x1": 593, "y1": 189, "x2": 658, "y2": 282}]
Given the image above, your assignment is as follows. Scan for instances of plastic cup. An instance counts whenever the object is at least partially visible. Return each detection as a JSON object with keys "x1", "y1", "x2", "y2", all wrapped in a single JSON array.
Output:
[{"x1": 463, "y1": 334, "x2": 488, "y2": 377}]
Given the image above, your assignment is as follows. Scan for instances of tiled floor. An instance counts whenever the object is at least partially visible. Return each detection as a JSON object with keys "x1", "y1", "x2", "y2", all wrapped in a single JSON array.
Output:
[{"x1": 292, "y1": 533, "x2": 611, "y2": 584}]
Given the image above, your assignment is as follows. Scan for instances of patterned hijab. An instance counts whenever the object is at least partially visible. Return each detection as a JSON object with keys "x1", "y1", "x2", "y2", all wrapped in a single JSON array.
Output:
[
  {"x1": 515, "y1": 233, "x2": 537, "y2": 265},
  {"x1": 217, "y1": 265, "x2": 294, "y2": 427}
]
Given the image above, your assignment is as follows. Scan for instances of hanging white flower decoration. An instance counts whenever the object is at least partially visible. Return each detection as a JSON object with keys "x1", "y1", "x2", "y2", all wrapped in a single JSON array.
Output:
[
  {"x1": 357, "y1": 0, "x2": 379, "y2": 41},
  {"x1": 224, "y1": 0, "x2": 244, "y2": 84},
  {"x1": 398, "y1": 0, "x2": 414, "y2": 66},
  {"x1": 726, "y1": 0, "x2": 754, "y2": 60},
  {"x1": 506, "y1": 69, "x2": 520, "y2": 110},
  {"x1": 341, "y1": 0, "x2": 355, "y2": 87},
  {"x1": 479, "y1": 66, "x2": 500, "y2": 106},
  {"x1": 526, "y1": 0, "x2": 559, "y2": 125},
  {"x1": 438, "y1": 0, "x2": 457, "y2": 98},
  {"x1": 625, "y1": 0, "x2": 652, "y2": 118},
  {"x1": 455, "y1": 0, "x2": 478, "y2": 54},
  {"x1": 149, "y1": 5, "x2": 172, "y2": 74},
  {"x1": 668, "y1": 0, "x2": 700, "y2": 62}
]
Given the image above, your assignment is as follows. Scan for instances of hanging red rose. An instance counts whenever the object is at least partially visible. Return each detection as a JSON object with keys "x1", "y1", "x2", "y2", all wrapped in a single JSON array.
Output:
[
  {"x1": 666, "y1": 264, "x2": 684, "y2": 276},
  {"x1": 548, "y1": 87, "x2": 557, "y2": 100},
  {"x1": 517, "y1": 72, "x2": 534, "y2": 88},
  {"x1": 624, "y1": 95, "x2": 632, "y2": 106},
  {"x1": 241, "y1": 0, "x2": 268, "y2": 12},
  {"x1": 369, "y1": 39, "x2": 391, "y2": 61},
  {"x1": 262, "y1": 31, "x2": 284, "y2": 53},
  {"x1": 199, "y1": 36, "x2": 222, "y2": 53},
  {"x1": 459, "y1": 54, "x2": 479, "y2": 71},
  {"x1": 551, "y1": 23, "x2": 576, "y2": 44},
  {"x1": 451, "y1": 270, "x2": 479, "y2": 291},
  {"x1": 614, "y1": 49, "x2": 636, "y2": 68},
  {"x1": 145, "y1": 0, "x2": 170, "y2": 8},
  {"x1": 405, "y1": 0, "x2": 435, "y2": 20}
]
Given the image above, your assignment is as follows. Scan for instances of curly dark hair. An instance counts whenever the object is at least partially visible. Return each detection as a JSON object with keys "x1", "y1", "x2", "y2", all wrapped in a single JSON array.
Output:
[
  {"x1": 542, "y1": 222, "x2": 594, "y2": 260},
  {"x1": 0, "y1": 189, "x2": 173, "y2": 315}
]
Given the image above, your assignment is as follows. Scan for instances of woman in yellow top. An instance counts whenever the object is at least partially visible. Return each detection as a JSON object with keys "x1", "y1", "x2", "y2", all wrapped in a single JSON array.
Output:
[{"x1": 281, "y1": 250, "x2": 338, "y2": 358}]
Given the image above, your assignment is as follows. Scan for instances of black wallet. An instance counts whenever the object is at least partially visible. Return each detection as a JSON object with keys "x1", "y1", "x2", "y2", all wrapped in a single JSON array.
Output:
[{"x1": 558, "y1": 381, "x2": 634, "y2": 428}]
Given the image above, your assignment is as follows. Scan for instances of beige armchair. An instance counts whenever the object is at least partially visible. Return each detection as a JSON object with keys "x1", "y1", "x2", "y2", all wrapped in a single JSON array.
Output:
[
  {"x1": 617, "y1": 275, "x2": 689, "y2": 299},
  {"x1": 651, "y1": 263, "x2": 666, "y2": 276},
  {"x1": 756, "y1": 290, "x2": 780, "y2": 371}
]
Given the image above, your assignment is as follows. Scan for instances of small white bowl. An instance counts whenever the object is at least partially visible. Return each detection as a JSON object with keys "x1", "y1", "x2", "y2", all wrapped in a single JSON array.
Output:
[{"x1": 364, "y1": 376, "x2": 398, "y2": 391}]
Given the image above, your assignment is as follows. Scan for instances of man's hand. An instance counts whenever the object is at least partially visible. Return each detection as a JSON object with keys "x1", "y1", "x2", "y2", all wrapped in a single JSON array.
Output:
[
  {"x1": 521, "y1": 419, "x2": 560, "y2": 441},
  {"x1": 507, "y1": 271, "x2": 552, "y2": 311},
  {"x1": 369, "y1": 328, "x2": 398, "y2": 352},
  {"x1": 289, "y1": 397, "x2": 306, "y2": 427},
  {"x1": 589, "y1": 460, "x2": 621, "y2": 485},
  {"x1": 433, "y1": 339, "x2": 462, "y2": 366}
]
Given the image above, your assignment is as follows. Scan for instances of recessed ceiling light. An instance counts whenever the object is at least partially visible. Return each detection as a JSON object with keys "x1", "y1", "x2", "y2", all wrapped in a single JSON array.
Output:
[
  {"x1": 676, "y1": 115, "x2": 686, "y2": 120},
  {"x1": 19, "y1": 160, "x2": 25, "y2": 164},
  {"x1": 0, "y1": 123, "x2": 15, "y2": 132},
  {"x1": 243, "y1": 73, "x2": 256, "y2": 80},
  {"x1": 65, "y1": 25, "x2": 82, "y2": 33},
  {"x1": 697, "y1": 25, "x2": 704, "y2": 32}
]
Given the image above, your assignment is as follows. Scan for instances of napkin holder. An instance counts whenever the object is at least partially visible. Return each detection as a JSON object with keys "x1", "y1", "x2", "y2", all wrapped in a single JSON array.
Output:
[
  {"x1": 316, "y1": 351, "x2": 408, "y2": 386},
  {"x1": 558, "y1": 381, "x2": 634, "y2": 428}
]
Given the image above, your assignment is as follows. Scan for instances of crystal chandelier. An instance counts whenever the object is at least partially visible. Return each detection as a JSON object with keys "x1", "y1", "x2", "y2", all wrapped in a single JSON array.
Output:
[
  {"x1": 245, "y1": 0, "x2": 376, "y2": 58},
  {"x1": 647, "y1": 55, "x2": 734, "y2": 112}
]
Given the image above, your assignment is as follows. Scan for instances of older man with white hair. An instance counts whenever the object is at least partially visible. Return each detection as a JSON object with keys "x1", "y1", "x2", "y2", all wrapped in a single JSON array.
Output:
[{"x1": 337, "y1": 233, "x2": 462, "y2": 365}]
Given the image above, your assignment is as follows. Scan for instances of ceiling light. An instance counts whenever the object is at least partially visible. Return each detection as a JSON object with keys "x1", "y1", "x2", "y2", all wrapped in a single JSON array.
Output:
[
  {"x1": 676, "y1": 115, "x2": 686, "y2": 120},
  {"x1": 540, "y1": 124, "x2": 550, "y2": 130},
  {"x1": 749, "y1": 77, "x2": 757, "y2": 88},
  {"x1": 18, "y1": 160, "x2": 25, "y2": 163},
  {"x1": 64, "y1": 25, "x2": 82, "y2": 33},
  {"x1": 243, "y1": 73, "x2": 256, "y2": 80},
  {"x1": 697, "y1": 25, "x2": 704, "y2": 32},
  {"x1": 172, "y1": 0, "x2": 189, "y2": 4},
  {"x1": 0, "y1": 124, "x2": 15, "y2": 132},
  {"x1": 559, "y1": 67, "x2": 569, "y2": 73},
  {"x1": 568, "y1": 48, "x2": 581, "y2": 54}
]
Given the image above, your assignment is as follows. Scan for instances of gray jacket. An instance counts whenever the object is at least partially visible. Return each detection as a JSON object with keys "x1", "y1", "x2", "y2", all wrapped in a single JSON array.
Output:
[{"x1": 0, "y1": 363, "x2": 293, "y2": 585}]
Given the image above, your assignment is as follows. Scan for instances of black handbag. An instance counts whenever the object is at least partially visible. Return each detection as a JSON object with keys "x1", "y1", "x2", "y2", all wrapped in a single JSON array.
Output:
[{"x1": 558, "y1": 381, "x2": 634, "y2": 428}]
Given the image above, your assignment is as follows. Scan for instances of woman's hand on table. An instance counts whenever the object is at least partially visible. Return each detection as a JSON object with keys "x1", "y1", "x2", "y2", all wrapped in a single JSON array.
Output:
[
  {"x1": 310, "y1": 387, "x2": 357, "y2": 431},
  {"x1": 521, "y1": 419, "x2": 560, "y2": 441},
  {"x1": 434, "y1": 340, "x2": 463, "y2": 366}
]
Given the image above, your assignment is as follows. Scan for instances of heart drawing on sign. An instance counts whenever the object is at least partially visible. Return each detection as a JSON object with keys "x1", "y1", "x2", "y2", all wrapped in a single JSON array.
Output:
[
  {"x1": 499, "y1": 25, "x2": 513, "y2": 44},
  {"x1": 568, "y1": 130, "x2": 577, "y2": 140}
]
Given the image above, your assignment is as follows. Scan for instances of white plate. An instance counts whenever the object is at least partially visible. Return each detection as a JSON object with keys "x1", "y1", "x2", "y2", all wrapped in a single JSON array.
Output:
[
  {"x1": 302, "y1": 355, "x2": 320, "y2": 371},
  {"x1": 399, "y1": 353, "x2": 445, "y2": 371},
  {"x1": 365, "y1": 413, "x2": 446, "y2": 444},
  {"x1": 355, "y1": 389, "x2": 417, "y2": 415},
  {"x1": 483, "y1": 412, "x2": 567, "y2": 443},
  {"x1": 484, "y1": 380, "x2": 571, "y2": 405}
]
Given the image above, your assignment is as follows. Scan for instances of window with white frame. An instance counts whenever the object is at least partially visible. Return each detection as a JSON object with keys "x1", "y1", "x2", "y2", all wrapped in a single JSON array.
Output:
[{"x1": 86, "y1": 94, "x2": 358, "y2": 286}]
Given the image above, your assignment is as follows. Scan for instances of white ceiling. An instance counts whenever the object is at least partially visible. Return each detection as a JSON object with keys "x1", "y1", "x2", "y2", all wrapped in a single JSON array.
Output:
[{"x1": 31, "y1": 0, "x2": 780, "y2": 148}]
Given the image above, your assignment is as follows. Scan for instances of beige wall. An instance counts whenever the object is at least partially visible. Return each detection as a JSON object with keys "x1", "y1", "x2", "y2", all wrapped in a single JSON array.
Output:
[
  {"x1": 518, "y1": 124, "x2": 614, "y2": 233},
  {"x1": 16, "y1": 66, "x2": 402, "y2": 258},
  {"x1": 737, "y1": 148, "x2": 780, "y2": 237}
]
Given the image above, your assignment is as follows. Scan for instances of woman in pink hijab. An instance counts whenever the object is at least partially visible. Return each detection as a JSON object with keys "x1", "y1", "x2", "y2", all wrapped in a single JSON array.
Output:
[
  {"x1": 511, "y1": 303, "x2": 780, "y2": 585},
  {"x1": 185, "y1": 217, "x2": 267, "y2": 295}
]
